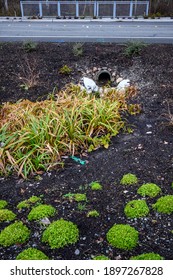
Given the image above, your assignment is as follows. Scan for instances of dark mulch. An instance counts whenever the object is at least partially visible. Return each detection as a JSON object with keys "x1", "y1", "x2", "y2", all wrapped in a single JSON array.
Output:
[{"x1": 0, "y1": 42, "x2": 173, "y2": 260}]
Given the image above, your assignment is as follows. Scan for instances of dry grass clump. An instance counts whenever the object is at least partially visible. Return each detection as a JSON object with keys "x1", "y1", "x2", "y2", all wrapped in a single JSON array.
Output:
[{"x1": 0, "y1": 84, "x2": 138, "y2": 178}]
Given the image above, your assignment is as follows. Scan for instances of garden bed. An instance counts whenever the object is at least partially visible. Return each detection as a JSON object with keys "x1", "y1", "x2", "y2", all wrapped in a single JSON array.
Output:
[{"x1": 0, "y1": 42, "x2": 173, "y2": 260}]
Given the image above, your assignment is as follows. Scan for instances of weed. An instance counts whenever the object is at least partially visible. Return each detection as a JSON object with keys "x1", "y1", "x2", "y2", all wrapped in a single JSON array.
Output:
[
  {"x1": 120, "y1": 173, "x2": 138, "y2": 185},
  {"x1": 23, "y1": 41, "x2": 37, "y2": 53},
  {"x1": 27, "y1": 204, "x2": 56, "y2": 221},
  {"x1": 137, "y1": 183, "x2": 161, "y2": 198},
  {"x1": 87, "y1": 210, "x2": 100, "y2": 217},
  {"x1": 152, "y1": 195, "x2": 173, "y2": 214},
  {"x1": 130, "y1": 252, "x2": 164, "y2": 260},
  {"x1": 106, "y1": 224, "x2": 139, "y2": 250},
  {"x1": 42, "y1": 219, "x2": 79, "y2": 249},
  {"x1": 124, "y1": 200, "x2": 149, "y2": 218},
  {"x1": 90, "y1": 181, "x2": 103, "y2": 190},
  {"x1": 124, "y1": 41, "x2": 146, "y2": 57},
  {"x1": 0, "y1": 221, "x2": 30, "y2": 247},
  {"x1": 0, "y1": 209, "x2": 16, "y2": 222},
  {"x1": 77, "y1": 202, "x2": 87, "y2": 211},
  {"x1": 0, "y1": 200, "x2": 8, "y2": 209},
  {"x1": 16, "y1": 248, "x2": 49, "y2": 260},
  {"x1": 160, "y1": 101, "x2": 173, "y2": 127},
  {"x1": 59, "y1": 65, "x2": 72, "y2": 75},
  {"x1": 72, "y1": 42, "x2": 84, "y2": 56}
]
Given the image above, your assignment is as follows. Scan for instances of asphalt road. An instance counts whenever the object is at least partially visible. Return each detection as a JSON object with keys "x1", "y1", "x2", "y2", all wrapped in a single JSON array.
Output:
[{"x1": 0, "y1": 20, "x2": 173, "y2": 43}]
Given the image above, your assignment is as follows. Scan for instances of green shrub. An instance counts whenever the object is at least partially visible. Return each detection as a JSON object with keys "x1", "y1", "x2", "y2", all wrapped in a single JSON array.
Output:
[
  {"x1": 93, "y1": 255, "x2": 110, "y2": 260},
  {"x1": 106, "y1": 224, "x2": 138, "y2": 250},
  {"x1": 28, "y1": 204, "x2": 56, "y2": 221},
  {"x1": 23, "y1": 41, "x2": 37, "y2": 52},
  {"x1": 87, "y1": 210, "x2": 100, "y2": 217},
  {"x1": 74, "y1": 193, "x2": 87, "y2": 202},
  {"x1": 0, "y1": 221, "x2": 30, "y2": 247},
  {"x1": 124, "y1": 200, "x2": 149, "y2": 218},
  {"x1": 17, "y1": 195, "x2": 42, "y2": 209},
  {"x1": 130, "y1": 252, "x2": 164, "y2": 260},
  {"x1": 0, "y1": 200, "x2": 8, "y2": 209},
  {"x1": 120, "y1": 173, "x2": 138, "y2": 185},
  {"x1": 59, "y1": 65, "x2": 72, "y2": 75},
  {"x1": 90, "y1": 181, "x2": 103, "y2": 190},
  {"x1": 42, "y1": 219, "x2": 79, "y2": 249},
  {"x1": 16, "y1": 248, "x2": 49, "y2": 260},
  {"x1": 137, "y1": 183, "x2": 161, "y2": 198},
  {"x1": 0, "y1": 209, "x2": 16, "y2": 222},
  {"x1": 152, "y1": 195, "x2": 173, "y2": 214},
  {"x1": 124, "y1": 41, "x2": 146, "y2": 57}
]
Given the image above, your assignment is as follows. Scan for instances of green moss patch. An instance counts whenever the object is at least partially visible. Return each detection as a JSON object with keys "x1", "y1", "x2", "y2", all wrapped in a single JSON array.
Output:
[
  {"x1": 27, "y1": 204, "x2": 56, "y2": 221},
  {"x1": 120, "y1": 173, "x2": 138, "y2": 185},
  {"x1": 0, "y1": 200, "x2": 8, "y2": 209},
  {"x1": 93, "y1": 255, "x2": 110, "y2": 260},
  {"x1": 42, "y1": 219, "x2": 79, "y2": 249},
  {"x1": 0, "y1": 221, "x2": 30, "y2": 247},
  {"x1": 90, "y1": 181, "x2": 103, "y2": 190},
  {"x1": 130, "y1": 252, "x2": 164, "y2": 260},
  {"x1": 87, "y1": 210, "x2": 100, "y2": 217},
  {"x1": 106, "y1": 224, "x2": 138, "y2": 250},
  {"x1": 74, "y1": 193, "x2": 87, "y2": 202},
  {"x1": 0, "y1": 209, "x2": 16, "y2": 222},
  {"x1": 17, "y1": 195, "x2": 42, "y2": 209},
  {"x1": 124, "y1": 200, "x2": 149, "y2": 218},
  {"x1": 16, "y1": 248, "x2": 49, "y2": 260},
  {"x1": 152, "y1": 195, "x2": 173, "y2": 214},
  {"x1": 137, "y1": 183, "x2": 161, "y2": 198}
]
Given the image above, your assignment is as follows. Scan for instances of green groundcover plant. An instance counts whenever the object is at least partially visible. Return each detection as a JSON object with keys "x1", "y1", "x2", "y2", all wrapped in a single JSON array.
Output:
[
  {"x1": 0, "y1": 209, "x2": 16, "y2": 222},
  {"x1": 16, "y1": 248, "x2": 49, "y2": 260},
  {"x1": 124, "y1": 200, "x2": 150, "y2": 218},
  {"x1": 17, "y1": 195, "x2": 42, "y2": 209},
  {"x1": 0, "y1": 221, "x2": 30, "y2": 247},
  {"x1": 137, "y1": 183, "x2": 161, "y2": 198},
  {"x1": 0, "y1": 200, "x2": 8, "y2": 209},
  {"x1": 152, "y1": 195, "x2": 173, "y2": 214},
  {"x1": 42, "y1": 219, "x2": 79, "y2": 249},
  {"x1": 27, "y1": 204, "x2": 56, "y2": 221},
  {"x1": 106, "y1": 224, "x2": 139, "y2": 250},
  {"x1": 120, "y1": 173, "x2": 138, "y2": 185},
  {"x1": 90, "y1": 181, "x2": 103, "y2": 190},
  {"x1": 93, "y1": 255, "x2": 110, "y2": 260},
  {"x1": 130, "y1": 252, "x2": 164, "y2": 260},
  {"x1": 87, "y1": 210, "x2": 100, "y2": 217}
]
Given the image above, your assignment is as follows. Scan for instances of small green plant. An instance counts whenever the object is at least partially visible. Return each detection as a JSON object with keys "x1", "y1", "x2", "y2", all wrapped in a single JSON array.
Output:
[
  {"x1": 124, "y1": 200, "x2": 149, "y2": 218},
  {"x1": 72, "y1": 42, "x2": 84, "y2": 56},
  {"x1": 59, "y1": 65, "x2": 72, "y2": 75},
  {"x1": 87, "y1": 210, "x2": 100, "y2": 217},
  {"x1": 0, "y1": 221, "x2": 30, "y2": 247},
  {"x1": 152, "y1": 195, "x2": 173, "y2": 214},
  {"x1": 74, "y1": 193, "x2": 87, "y2": 202},
  {"x1": 17, "y1": 195, "x2": 42, "y2": 209},
  {"x1": 93, "y1": 255, "x2": 110, "y2": 260},
  {"x1": 77, "y1": 202, "x2": 87, "y2": 211},
  {"x1": 137, "y1": 183, "x2": 161, "y2": 198},
  {"x1": 42, "y1": 219, "x2": 79, "y2": 249},
  {"x1": 90, "y1": 181, "x2": 103, "y2": 190},
  {"x1": 0, "y1": 200, "x2": 8, "y2": 209},
  {"x1": 106, "y1": 224, "x2": 139, "y2": 250},
  {"x1": 23, "y1": 41, "x2": 37, "y2": 52},
  {"x1": 120, "y1": 173, "x2": 138, "y2": 185},
  {"x1": 27, "y1": 204, "x2": 56, "y2": 221},
  {"x1": 124, "y1": 41, "x2": 146, "y2": 57},
  {"x1": 130, "y1": 252, "x2": 164, "y2": 260},
  {"x1": 16, "y1": 248, "x2": 49, "y2": 260},
  {"x1": 0, "y1": 209, "x2": 16, "y2": 222}
]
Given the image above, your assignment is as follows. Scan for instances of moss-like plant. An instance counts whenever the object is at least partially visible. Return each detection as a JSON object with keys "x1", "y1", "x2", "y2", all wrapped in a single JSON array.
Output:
[
  {"x1": 120, "y1": 173, "x2": 138, "y2": 185},
  {"x1": 74, "y1": 193, "x2": 87, "y2": 202},
  {"x1": 130, "y1": 252, "x2": 164, "y2": 260},
  {"x1": 27, "y1": 204, "x2": 56, "y2": 221},
  {"x1": 152, "y1": 195, "x2": 173, "y2": 214},
  {"x1": 16, "y1": 248, "x2": 49, "y2": 260},
  {"x1": 106, "y1": 224, "x2": 138, "y2": 250},
  {"x1": 137, "y1": 183, "x2": 161, "y2": 198},
  {"x1": 0, "y1": 209, "x2": 16, "y2": 222},
  {"x1": 124, "y1": 200, "x2": 149, "y2": 218},
  {"x1": 0, "y1": 221, "x2": 30, "y2": 247},
  {"x1": 90, "y1": 181, "x2": 103, "y2": 190},
  {"x1": 87, "y1": 210, "x2": 100, "y2": 217},
  {"x1": 17, "y1": 195, "x2": 42, "y2": 209},
  {"x1": 0, "y1": 200, "x2": 8, "y2": 209},
  {"x1": 59, "y1": 65, "x2": 72, "y2": 75},
  {"x1": 42, "y1": 219, "x2": 79, "y2": 249},
  {"x1": 93, "y1": 255, "x2": 110, "y2": 260}
]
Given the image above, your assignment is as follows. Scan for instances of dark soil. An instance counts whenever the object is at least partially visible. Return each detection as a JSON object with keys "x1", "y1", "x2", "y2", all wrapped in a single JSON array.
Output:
[{"x1": 0, "y1": 42, "x2": 173, "y2": 260}]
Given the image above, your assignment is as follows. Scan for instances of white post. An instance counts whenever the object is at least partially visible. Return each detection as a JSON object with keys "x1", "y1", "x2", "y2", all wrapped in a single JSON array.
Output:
[
  {"x1": 39, "y1": 2, "x2": 43, "y2": 17},
  {"x1": 113, "y1": 1, "x2": 116, "y2": 18},
  {"x1": 130, "y1": 1, "x2": 133, "y2": 17},
  {"x1": 20, "y1": 1, "x2": 24, "y2": 17}
]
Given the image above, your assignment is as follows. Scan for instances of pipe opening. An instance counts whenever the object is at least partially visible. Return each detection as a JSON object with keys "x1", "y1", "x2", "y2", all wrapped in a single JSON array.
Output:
[{"x1": 97, "y1": 70, "x2": 111, "y2": 85}]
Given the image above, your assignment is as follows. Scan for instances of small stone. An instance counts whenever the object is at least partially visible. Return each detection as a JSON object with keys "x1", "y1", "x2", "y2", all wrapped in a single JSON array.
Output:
[
  {"x1": 40, "y1": 217, "x2": 51, "y2": 225},
  {"x1": 146, "y1": 124, "x2": 152, "y2": 128},
  {"x1": 146, "y1": 131, "x2": 152, "y2": 134},
  {"x1": 93, "y1": 67, "x2": 97, "y2": 72},
  {"x1": 116, "y1": 77, "x2": 123, "y2": 84},
  {"x1": 75, "y1": 249, "x2": 80, "y2": 255},
  {"x1": 164, "y1": 141, "x2": 168, "y2": 144},
  {"x1": 112, "y1": 72, "x2": 116, "y2": 77}
]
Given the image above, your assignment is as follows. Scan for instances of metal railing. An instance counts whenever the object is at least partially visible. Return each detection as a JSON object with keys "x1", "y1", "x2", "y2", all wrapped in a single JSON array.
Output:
[{"x1": 20, "y1": 1, "x2": 149, "y2": 18}]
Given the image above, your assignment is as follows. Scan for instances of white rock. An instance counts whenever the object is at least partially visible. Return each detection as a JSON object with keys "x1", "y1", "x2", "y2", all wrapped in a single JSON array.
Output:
[
  {"x1": 116, "y1": 77, "x2": 123, "y2": 84},
  {"x1": 82, "y1": 77, "x2": 99, "y2": 93},
  {"x1": 116, "y1": 79, "x2": 130, "y2": 90}
]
